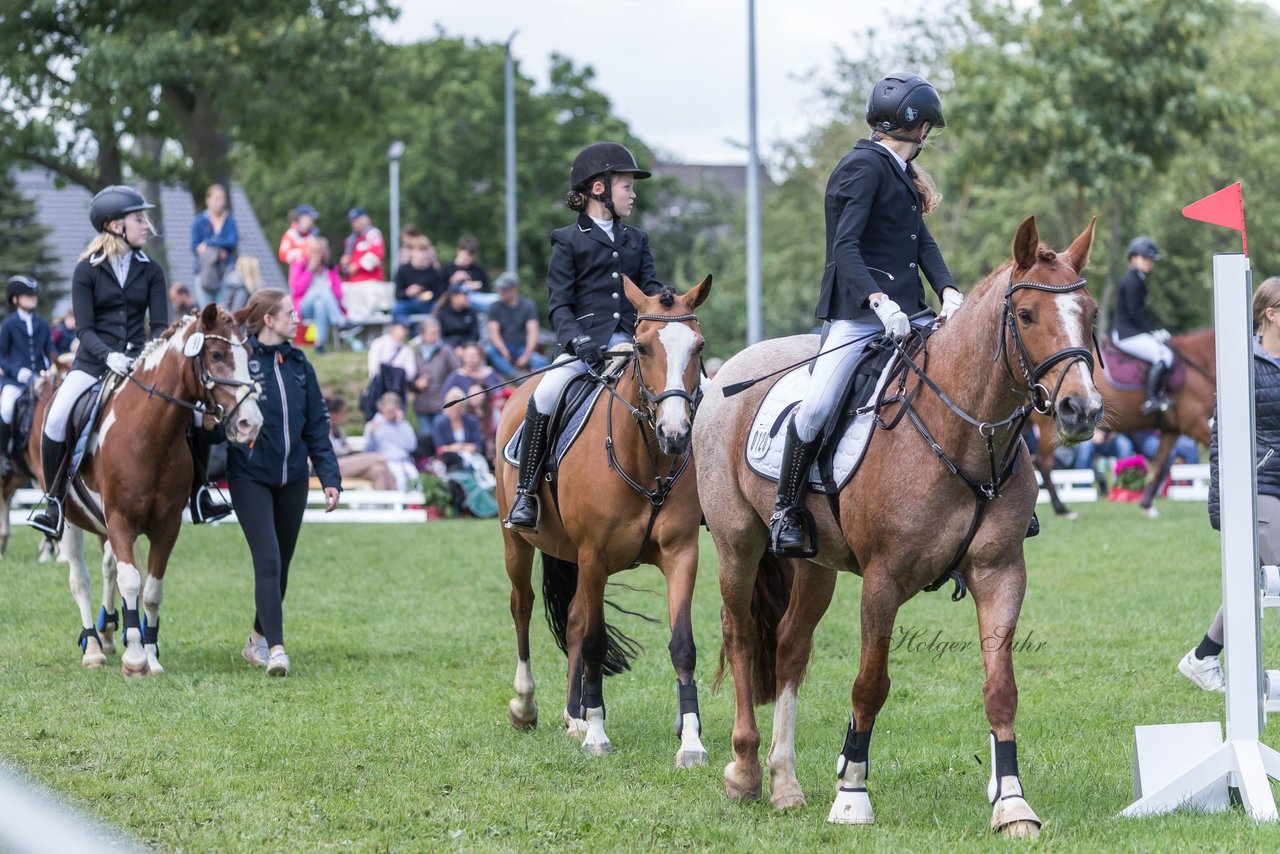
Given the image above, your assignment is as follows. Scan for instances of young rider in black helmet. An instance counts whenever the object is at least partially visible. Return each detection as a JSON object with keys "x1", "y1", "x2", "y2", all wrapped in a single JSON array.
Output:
[
  {"x1": 769, "y1": 73, "x2": 963, "y2": 557},
  {"x1": 29, "y1": 185, "x2": 230, "y2": 538},
  {"x1": 1111, "y1": 236, "x2": 1172, "y2": 415},
  {"x1": 0, "y1": 275, "x2": 56, "y2": 476},
  {"x1": 503, "y1": 142, "x2": 666, "y2": 533}
]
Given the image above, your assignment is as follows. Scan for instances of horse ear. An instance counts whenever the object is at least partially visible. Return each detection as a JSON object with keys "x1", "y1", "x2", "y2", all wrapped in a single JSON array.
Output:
[
  {"x1": 683, "y1": 274, "x2": 712, "y2": 310},
  {"x1": 232, "y1": 306, "x2": 251, "y2": 326},
  {"x1": 1012, "y1": 216, "x2": 1039, "y2": 271},
  {"x1": 199, "y1": 302, "x2": 219, "y2": 331},
  {"x1": 1065, "y1": 216, "x2": 1097, "y2": 275},
  {"x1": 622, "y1": 275, "x2": 648, "y2": 311}
]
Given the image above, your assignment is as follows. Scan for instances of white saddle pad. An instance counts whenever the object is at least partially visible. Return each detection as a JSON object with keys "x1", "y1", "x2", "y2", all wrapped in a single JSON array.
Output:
[{"x1": 744, "y1": 356, "x2": 896, "y2": 493}]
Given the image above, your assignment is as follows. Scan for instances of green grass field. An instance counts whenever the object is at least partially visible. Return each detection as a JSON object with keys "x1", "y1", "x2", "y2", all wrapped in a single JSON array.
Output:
[{"x1": 3, "y1": 501, "x2": 1280, "y2": 851}]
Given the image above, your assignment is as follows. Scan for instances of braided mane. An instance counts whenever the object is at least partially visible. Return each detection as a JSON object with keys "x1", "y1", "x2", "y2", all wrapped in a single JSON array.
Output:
[{"x1": 137, "y1": 315, "x2": 195, "y2": 361}]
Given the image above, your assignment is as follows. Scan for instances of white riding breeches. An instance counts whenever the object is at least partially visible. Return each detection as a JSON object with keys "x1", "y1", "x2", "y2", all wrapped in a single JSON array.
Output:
[
  {"x1": 793, "y1": 317, "x2": 932, "y2": 443},
  {"x1": 532, "y1": 332, "x2": 631, "y2": 415},
  {"x1": 0, "y1": 384, "x2": 22, "y2": 424},
  {"x1": 1113, "y1": 332, "x2": 1173, "y2": 369},
  {"x1": 43, "y1": 370, "x2": 100, "y2": 443}
]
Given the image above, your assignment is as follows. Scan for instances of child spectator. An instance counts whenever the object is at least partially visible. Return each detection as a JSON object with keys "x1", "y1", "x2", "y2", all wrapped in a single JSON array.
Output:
[
  {"x1": 362, "y1": 391, "x2": 419, "y2": 490},
  {"x1": 435, "y1": 283, "x2": 480, "y2": 350},
  {"x1": 278, "y1": 204, "x2": 318, "y2": 267},
  {"x1": 393, "y1": 232, "x2": 444, "y2": 322}
]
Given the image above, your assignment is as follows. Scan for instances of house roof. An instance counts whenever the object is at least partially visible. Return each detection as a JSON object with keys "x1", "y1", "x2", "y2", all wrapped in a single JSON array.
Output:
[
  {"x1": 12, "y1": 167, "x2": 285, "y2": 303},
  {"x1": 650, "y1": 161, "x2": 776, "y2": 196}
]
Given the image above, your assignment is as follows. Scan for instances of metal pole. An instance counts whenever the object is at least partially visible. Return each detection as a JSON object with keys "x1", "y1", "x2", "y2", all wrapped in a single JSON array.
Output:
[
  {"x1": 745, "y1": 0, "x2": 763, "y2": 345},
  {"x1": 505, "y1": 31, "x2": 519, "y2": 277},
  {"x1": 387, "y1": 140, "x2": 405, "y2": 275}
]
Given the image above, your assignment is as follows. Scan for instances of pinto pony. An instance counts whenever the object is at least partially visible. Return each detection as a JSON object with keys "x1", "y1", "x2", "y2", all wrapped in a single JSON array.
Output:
[
  {"x1": 694, "y1": 218, "x2": 1102, "y2": 836},
  {"x1": 29, "y1": 304, "x2": 262, "y2": 676},
  {"x1": 496, "y1": 276, "x2": 711, "y2": 766},
  {"x1": 1032, "y1": 327, "x2": 1215, "y2": 517}
]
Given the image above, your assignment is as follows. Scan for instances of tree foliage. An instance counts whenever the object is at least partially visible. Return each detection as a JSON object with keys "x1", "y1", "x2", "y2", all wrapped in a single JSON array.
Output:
[{"x1": 0, "y1": 175, "x2": 58, "y2": 301}]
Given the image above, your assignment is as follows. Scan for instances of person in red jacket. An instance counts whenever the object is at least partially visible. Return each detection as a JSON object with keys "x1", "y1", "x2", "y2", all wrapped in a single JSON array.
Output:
[
  {"x1": 278, "y1": 204, "x2": 318, "y2": 267},
  {"x1": 340, "y1": 208, "x2": 385, "y2": 283}
]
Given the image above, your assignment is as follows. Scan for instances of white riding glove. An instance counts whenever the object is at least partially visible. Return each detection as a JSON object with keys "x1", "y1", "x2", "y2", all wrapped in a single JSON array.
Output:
[
  {"x1": 106, "y1": 352, "x2": 133, "y2": 377},
  {"x1": 870, "y1": 295, "x2": 910, "y2": 339},
  {"x1": 16, "y1": 368, "x2": 32, "y2": 384},
  {"x1": 1153, "y1": 328, "x2": 1171, "y2": 343},
  {"x1": 940, "y1": 287, "x2": 964, "y2": 321}
]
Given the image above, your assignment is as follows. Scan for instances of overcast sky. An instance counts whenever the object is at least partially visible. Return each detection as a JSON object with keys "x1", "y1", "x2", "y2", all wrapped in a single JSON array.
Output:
[{"x1": 387, "y1": 0, "x2": 909, "y2": 165}]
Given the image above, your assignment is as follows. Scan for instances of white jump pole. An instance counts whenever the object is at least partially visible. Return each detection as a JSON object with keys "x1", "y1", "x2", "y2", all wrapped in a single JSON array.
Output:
[{"x1": 1122, "y1": 252, "x2": 1280, "y2": 819}]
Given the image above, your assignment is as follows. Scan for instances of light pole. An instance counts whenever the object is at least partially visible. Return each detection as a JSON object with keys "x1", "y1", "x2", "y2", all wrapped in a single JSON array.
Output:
[
  {"x1": 387, "y1": 140, "x2": 406, "y2": 274},
  {"x1": 745, "y1": 0, "x2": 762, "y2": 344},
  {"x1": 505, "y1": 31, "x2": 519, "y2": 277}
]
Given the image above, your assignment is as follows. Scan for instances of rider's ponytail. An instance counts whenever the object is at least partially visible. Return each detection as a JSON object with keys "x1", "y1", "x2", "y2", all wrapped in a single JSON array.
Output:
[{"x1": 912, "y1": 165, "x2": 942, "y2": 216}]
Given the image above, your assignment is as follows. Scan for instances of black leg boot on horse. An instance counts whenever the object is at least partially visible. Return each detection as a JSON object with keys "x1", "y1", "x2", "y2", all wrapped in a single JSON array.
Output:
[
  {"x1": 1140, "y1": 362, "x2": 1171, "y2": 416},
  {"x1": 0, "y1": 420, "x2": 12, "y2": 478},
  {"x1": 769, "y1": 421, "x2": 821, "y2": 557},
  {"x1": 504, "y1": 400, "x2": 551, "y2": 533},
  {"x1": 29, "y1": 437, "x2": 69, "y2": 539},
  {"x1": 188, "y1": 427, "x2": 231, "y2": 524}
]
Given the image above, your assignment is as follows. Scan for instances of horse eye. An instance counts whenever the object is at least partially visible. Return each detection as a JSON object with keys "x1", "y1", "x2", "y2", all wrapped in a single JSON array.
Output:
[
  {"x1": 634, "y1": 342, "x2": 648, "y2": 356},
  {"x1": 211, "y1": 351, "x2": 224, "y2": 362},
  {"x1": 1018, "y1": 309, "x2": 1034, "y2": 324},
  {"x1": 695, "y1": 341, "x2": 706, "y2": 353}
]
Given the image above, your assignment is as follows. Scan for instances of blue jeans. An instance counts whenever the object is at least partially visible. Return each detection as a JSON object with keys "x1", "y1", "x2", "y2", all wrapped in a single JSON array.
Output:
[
  {"x1": 1060, "y1": 433, "x2": 1136, "y2": 470},
  {"x1": 486, "y1": 342, "x2": 548, "y2": 379},
  {"x1": 300, "y1": 287, "x2": 344, "y2": 347},
  {"x1": 393, "y1": 299, "x2": 435, "y2": 324},
  {"x1": 1141, "y1": 432, "x2": 1200, "y2": 465},
  {"x1": 467, "y1": 292, "x2": 500, "y2": 313}
]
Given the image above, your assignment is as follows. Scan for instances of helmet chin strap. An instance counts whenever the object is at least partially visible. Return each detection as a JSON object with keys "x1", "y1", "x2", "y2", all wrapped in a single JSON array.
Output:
[
  {"x1": 588, "y1": 173, "x2": 619, "y2": 220},
  {"x1": 106, "y1": 222, "x2": 144, "y2": 250},
  {"x1": 872, "y1": 126, "x2": 930, "y2": 162}
]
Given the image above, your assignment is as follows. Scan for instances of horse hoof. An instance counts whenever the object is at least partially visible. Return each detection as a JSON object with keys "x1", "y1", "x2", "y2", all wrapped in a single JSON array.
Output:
[
  {"x1": 147, "y1": 660, "x2": 165, "y2": 677},
  {"x1": 1000, "y1": 820, "x2": 1041, "y2": 839},
  {"x1": 581, "y1": 738, "x2": 612, "y2": 757},
  {"x1": 122, "y1": 662, "x2": 149, "y2": 679},
  {"x1": 81, "y1": 652, "x2": 107, "y2": 669},
  {"x1": 770, "y1": 790, "x2": 806, "y2": 810},
  {"x1": 1064, "y1": 511, "x2": 1079, "y2": 521},
  {"x1": 827, "y1": 787, "x2": 874, "y2": 825},
  {"x1": 723, "y1": 762, "x2": 762, "y2": 802},
  {"x1": 101, "y1": 638, "x2": 116, "y2": 656},
  {"x1": 992, "y1": 795, "x2": 1041, "y2": 837},
  {"x1": 508, "y1": 698, "x2": 538, "y2": 731},
  {"x1": 676, "y1": 749, "x2": 708, "y2": 769},
  {"x1": 563, "y1": 710, "x2": 588, "y2": 741}
]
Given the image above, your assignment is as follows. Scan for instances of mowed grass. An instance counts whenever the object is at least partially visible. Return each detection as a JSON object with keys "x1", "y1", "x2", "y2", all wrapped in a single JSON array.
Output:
[{"x1": 3, "y1": 501, "x2": 1280, "y2": 851}]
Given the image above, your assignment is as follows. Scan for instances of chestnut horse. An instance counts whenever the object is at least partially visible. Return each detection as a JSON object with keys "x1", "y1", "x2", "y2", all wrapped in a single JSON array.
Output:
[
  {"x1": 29, "y1": 304, "x2": 262, "y2": 676},
  {"x1": 1032, "y1": 327, "x2": 1215, "y2": 518},
  {"x1": 496, "y1": 276, "x2": 711, "y2": 766},
  {"x1": 694, "y1": 218, "x2": 1102, "y2": 837}
]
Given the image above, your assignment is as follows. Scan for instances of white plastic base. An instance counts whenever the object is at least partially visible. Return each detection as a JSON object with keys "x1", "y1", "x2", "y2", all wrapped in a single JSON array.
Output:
[{"x1": 826, "y1": 786, "x2": 874, "y2": 825}]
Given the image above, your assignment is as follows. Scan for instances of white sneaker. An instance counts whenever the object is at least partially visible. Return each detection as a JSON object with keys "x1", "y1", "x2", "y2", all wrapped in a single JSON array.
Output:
[
  {"x1": 266, "y1": 648, "x2": 291, "y2": 677},
  {"x1": 1179, "y1": 648, "x2": 1226, "y2": 692},
  {"x1": 241, "y1": 635, "x2": 268, "y2": 667}
]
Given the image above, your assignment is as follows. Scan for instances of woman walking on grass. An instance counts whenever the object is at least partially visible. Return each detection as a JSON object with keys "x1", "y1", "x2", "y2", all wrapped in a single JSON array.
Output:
[{"x1": 232, "y1": 290, "x2": 341, "y2": 677}]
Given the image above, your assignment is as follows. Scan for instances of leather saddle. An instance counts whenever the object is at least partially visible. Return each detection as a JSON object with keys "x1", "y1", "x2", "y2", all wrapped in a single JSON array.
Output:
[{"x1": 1100, "y1": 338, "x2": 1185, "y2": 393}]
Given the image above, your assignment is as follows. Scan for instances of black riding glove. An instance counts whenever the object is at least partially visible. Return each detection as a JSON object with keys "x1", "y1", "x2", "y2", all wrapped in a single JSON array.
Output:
[{"x1": 569, "y1": 335, "x2": 606, "y2": 370}]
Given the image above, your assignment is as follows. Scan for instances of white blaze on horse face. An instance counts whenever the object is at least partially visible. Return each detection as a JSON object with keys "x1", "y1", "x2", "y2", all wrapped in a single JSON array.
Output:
[
  {"x1": 1054, "y1": 294, "x2": 1098, "y2": 394},
  {"x1": 656, "y1": 323, "x2": 697, "y2": 435},
  {"x1": 230, "y1": 340, "x2": 264, "y2": 442}
]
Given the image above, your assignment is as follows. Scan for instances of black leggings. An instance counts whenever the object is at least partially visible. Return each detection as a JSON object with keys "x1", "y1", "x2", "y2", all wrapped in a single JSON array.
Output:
[{"x1": 230, "y1": 477, "x2": 309, "y2": 648}]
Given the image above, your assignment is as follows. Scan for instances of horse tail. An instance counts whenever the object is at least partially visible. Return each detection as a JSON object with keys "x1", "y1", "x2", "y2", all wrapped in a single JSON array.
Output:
[
  {"x1": 540, "y1": 552, "x2": 641, "y2": 676},
  {"x1": 714, "y1": 552, "x2": 794, "y2": 705}
]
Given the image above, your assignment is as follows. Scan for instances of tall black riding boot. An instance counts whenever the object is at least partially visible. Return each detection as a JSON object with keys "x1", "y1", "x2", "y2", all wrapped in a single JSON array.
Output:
[
  {"x1": 769, "y1": 421, "x2": 821, "y2": 557},
  {"x1": 1140, "y1": 362, "x2": 1171, "y2": 416},
  {"x1": 0, "y1": 420, "x2": 12, "y2": 477},
  {"x1": 29, "y1": 437, "x2": 68, "y2": 539},
  {"x1": 188, "y1": 429, "x2": 231, "y2": 524},
  {"x1": 504, "y1": 401, "x2": 551, "y2": 533}
]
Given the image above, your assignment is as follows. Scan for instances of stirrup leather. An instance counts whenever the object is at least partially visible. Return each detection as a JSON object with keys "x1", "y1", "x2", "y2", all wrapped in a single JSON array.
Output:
[{"x1": 504, "y1": 403, "x2": 550, "y2": 532}]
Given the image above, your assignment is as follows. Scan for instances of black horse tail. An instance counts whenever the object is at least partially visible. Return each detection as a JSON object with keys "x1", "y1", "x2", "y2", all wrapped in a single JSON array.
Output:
[
  {"x1": 714, "y1": 552, "x2": 793, "y2": 705},
  {"x1": 540, "y1": 552, "x2": 641, "y2": 676}
]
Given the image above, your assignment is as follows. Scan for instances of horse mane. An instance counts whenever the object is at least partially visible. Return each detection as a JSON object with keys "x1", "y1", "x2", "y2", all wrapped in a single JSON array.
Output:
[{"x1": 137, "y1": 315, "x2": 196, "y2": 361}]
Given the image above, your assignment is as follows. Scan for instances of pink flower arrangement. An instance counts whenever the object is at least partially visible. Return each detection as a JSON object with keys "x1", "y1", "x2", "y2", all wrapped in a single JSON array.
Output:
[{"x1": 1114, "y1": 455, "x2": 1149, "y2": 492}]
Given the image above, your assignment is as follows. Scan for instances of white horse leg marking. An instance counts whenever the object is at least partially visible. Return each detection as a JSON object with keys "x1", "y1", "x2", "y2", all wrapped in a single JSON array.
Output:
[
  {"x1": 142, "y1": 573, "x2": 164, "y2": 676},
  {"x1": 508, "y1": 660, "x2": 538, "y2": 729},
  {"x1": 99, "y1": 541, "x2": 118, "y2": 654},
  {"x1": 116, "y1": 560, "x2": 148, "y2": 676},
  {"x1": 580, "y1": 705, "x2": 612, "y2": 756},
  {"x1": 656, "y1": 324, "x2": 697, "y2": 439},
  {"x1": 64, "y1": 526, "x2": 104, "y2": 668},
  {"x1": 676, "y1": 710, "x2": 708, "y2": 769},
  {"x1": 766, "y1": 684, "x2": 804, "y2": 808}
]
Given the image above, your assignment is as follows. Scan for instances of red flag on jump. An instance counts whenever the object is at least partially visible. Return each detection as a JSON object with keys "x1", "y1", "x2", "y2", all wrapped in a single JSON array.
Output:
[{"x1": 1182, "y1": 182, "x2": 1247, "y2": 256}]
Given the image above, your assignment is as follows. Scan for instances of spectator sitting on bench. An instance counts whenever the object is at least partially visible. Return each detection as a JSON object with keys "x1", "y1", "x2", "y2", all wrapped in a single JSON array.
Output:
[
  {"x1": 434, "y1": 387, "x2": 486, "y2": 469},
  {"x1": 393, "y1": 230, "x2": 443, "y2": 323},
  {"x1": 435, "y1": 283, "x2": 480, "y2": 351},
  {"x1": 411, "y1": 316, "x2": 459, "y2": 440},
  {"x1": 486, "y1": 271, "x2": 548, "y2": 380},
  {"x1": 290, "y1": 236, "x2": 349, "y2": 354},
  {"x1": 362, "y1": 392, "x2": 419, "y2": 491},
  {"x1": 326, "y1": 395, "x2": 396, "y2": 490}
]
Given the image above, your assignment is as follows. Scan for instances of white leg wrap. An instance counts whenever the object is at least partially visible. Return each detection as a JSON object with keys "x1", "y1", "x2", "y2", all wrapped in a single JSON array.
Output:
[
  {"x1": 507, "y1": 660, "x2": 537, "y2": 728},
  {"x1": 826, "y1": 761, "x2": 874, "y2": 825},
  {"x1": 676, "y1": 713, "x2": 708, "y2": 768},
  {"x1": 580, "y1": 706, "x2": 612, "y2": 756}
]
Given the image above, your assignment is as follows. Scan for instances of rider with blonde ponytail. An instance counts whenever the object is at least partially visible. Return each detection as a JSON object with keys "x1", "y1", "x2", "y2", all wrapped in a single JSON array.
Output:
[{"x1": 770, "y1": 73, "x2": 962, "y2": 557}]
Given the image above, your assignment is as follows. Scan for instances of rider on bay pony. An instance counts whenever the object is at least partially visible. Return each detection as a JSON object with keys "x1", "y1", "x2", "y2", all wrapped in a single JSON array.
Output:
[
  {"x1": 0, "y1": 275, "x2": 56, "y2": 476},
  {"x1": 769, "y1": 73, "x2": 964, "y2": 557},
  {"x1": 1111, "y1": 236, "x2": 1172, "y2": 416},
  {"x1": 29, "y1": 186, "x2": 230, "y2": 539},
  {"x1": 503, "y1": 142, "x2": 667, "y2": 533}
]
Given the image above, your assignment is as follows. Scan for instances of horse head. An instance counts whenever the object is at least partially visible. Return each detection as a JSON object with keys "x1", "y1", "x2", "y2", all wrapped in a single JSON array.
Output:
[
  {"x1": 1005, "y1": 216, "x2": 1103, "y2": 443},
  {"x1": 623, "y1": 274, "x2": 712, "y2": 456},
  {"x1": 185, "y1": 303, "x2": 264, "y2": 445}
]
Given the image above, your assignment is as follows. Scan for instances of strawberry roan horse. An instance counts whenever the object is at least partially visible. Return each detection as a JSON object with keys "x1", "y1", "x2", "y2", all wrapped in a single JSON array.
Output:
[
  {"x1": 30, "y1": 304, "x2": 262, "y2": 676},
  {"x1": 694, "y1": 218, "x2": 1102, "y2": 836},
  {"x1": 495, "y1": 276, "x2": 710, "y2": 766}
]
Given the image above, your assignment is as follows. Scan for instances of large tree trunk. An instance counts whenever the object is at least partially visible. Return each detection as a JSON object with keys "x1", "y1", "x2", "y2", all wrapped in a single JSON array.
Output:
[
  {"x1": 161, "y1": 82, "x2": 232, "y2": 209},
  {"x1": 134, "y1": 134, "x2": 168, "y2": 274}
]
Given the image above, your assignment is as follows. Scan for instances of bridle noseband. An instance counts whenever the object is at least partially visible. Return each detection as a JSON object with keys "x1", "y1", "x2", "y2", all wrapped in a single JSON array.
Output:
[
  {"x1": 125, "y1": 329, "x2": 262, "y2": 426},
  {"x1": 631, "y1": 312, "x2": 704, "y2": 422},
  {"x1": 993, "y1": 273, "x2": 1097, "y2": 415}
]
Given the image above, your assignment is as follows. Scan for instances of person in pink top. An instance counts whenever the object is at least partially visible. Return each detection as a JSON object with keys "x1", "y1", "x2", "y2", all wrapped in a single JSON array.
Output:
[
  {"x1": 289, "y1": 236, "x2": 347, "y2": 353},
  {"x1": 340, "y1": 208, "x2": 385, "y2": 283}
]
